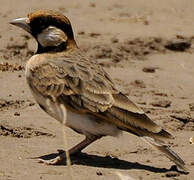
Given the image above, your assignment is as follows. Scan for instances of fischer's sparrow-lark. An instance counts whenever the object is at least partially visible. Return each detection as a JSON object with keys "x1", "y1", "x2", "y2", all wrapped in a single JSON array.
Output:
[{"x1": 10, "y1": 10, "x2": 187, "y2": 172}]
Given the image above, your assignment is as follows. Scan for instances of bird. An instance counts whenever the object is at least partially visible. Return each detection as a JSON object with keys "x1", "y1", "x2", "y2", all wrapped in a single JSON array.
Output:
[{"x1": 10, "y1": 10, "x2": 187, "y2": 172}]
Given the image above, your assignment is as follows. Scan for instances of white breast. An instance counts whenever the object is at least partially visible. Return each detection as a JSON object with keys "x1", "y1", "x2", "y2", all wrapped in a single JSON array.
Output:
[{"x1": 65, "y1": 111, "x2": 121, "y2": 137}]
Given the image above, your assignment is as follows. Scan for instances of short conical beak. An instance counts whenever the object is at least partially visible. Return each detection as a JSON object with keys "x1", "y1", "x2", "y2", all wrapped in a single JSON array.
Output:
[{"x1": 10, "y1": 17, "x2": 31, "y2": 33}]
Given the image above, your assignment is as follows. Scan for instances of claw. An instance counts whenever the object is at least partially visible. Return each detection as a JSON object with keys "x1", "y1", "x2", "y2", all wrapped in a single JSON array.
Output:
[{"x1": 37, "y1": 156, "x2": 64, "y2": 165}]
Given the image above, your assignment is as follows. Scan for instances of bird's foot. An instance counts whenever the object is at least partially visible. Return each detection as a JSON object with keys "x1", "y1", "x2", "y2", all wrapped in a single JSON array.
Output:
[
  {"x1": 37, "y1": 137, "x2": 98, "y2": 165},
  {"x1": 38, "y1": 155, "x2": 64, "y2": 165},
  {"x1": 38, "y1": 149, "x2": 66, "y2": 165},
  {"x1": 37, "y1": 149, "x2": 81, "y2": 165}
]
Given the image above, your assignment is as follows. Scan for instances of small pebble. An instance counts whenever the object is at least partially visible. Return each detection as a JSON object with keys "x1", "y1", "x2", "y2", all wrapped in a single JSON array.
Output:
[
  {"x1": 29, "y1": 102, "x2": 35, "y2": 106},
  {"x1": 189, "y1": 103, "x2": 194, "y2": 111},
  {"x1": 90, "y1": 32, "x2": 101, "y2": 37},
  {"x1": 151, "y1": 100, "x2": 171, "y2": 108},
  {"x1": 165, "y1": 40, "x2": 191, "y2": 52},
  {"x1": 142, "y1": 67, "x2": 156, "y2": 73},
  {"x1": 89, "y1": 2, "x2": 96, "y2": 7},
  {"x1": 111, "y1": 37, "x2": 119, "y2": 43},
  {"x1": 131, "y1": 80, "x2": 146, "y2": 88},
  {"x1": 96, "y1": 169, "x2": 103, "y2": 176},
  {"x1": 189, "y1": 137, "x2": 194, "y2": 144},
  {"x1": 14, "y1": 112, "x2": 20, "y2": 116},
  {"x1": 78, "y1": 31, "x2": 85, "y2": 35},
  {"x1": 144, "y1": 20, "x2": 149, "y2": 25}
]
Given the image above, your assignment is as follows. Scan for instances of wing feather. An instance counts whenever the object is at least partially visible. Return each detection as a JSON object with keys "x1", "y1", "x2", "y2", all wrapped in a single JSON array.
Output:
[{"x1": 27, "y1": 49, "x2": 172, "y2": 139}]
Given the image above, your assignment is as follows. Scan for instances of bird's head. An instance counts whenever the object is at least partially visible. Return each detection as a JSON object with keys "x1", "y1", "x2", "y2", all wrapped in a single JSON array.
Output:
[{"x1": 10, "y1": 10, "x2": 77, "y2": 53}]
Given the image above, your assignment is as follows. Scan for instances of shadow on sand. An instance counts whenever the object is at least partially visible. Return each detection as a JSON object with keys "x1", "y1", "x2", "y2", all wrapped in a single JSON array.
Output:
[{"x1": 35, "y1": 151, "x2": 187, "y2": 174}]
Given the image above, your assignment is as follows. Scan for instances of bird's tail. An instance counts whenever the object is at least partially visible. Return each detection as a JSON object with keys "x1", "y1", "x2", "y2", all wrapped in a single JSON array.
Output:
[
  {"x1": 104, "y1": 93, "x2": 188, "y2": 172},
  {"x1": 142, "y1": 136, "x2": 188, "y2": 172}
]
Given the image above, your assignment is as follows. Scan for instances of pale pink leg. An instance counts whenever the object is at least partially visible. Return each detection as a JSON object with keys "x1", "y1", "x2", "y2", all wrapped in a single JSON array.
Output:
[{"x1": 38, "y1": 136, "x2": 99, "y2": 165}]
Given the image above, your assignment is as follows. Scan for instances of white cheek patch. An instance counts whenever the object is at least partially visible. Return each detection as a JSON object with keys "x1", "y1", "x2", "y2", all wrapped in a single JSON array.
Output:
[{"x1": 37, "y1": 26, "x2": 67, "y2": 47}]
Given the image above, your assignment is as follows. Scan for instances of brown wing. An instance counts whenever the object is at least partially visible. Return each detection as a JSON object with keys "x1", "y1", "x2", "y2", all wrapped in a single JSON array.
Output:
[
  {"x1": 29, "y1": 50, "x2": 117, "y2": 112},
  {"x1": 28, "y1": 49, "x2": 172, "y2": 141}
]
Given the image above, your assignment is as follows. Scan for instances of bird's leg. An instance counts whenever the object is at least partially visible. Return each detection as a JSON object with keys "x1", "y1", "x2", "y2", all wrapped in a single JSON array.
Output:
[
  {"x1": 70, "y1": 135, "x2": 100, "y2": 154},
  {"x1": 38, "y1": 136, "x2": 100, "y2": 165}
]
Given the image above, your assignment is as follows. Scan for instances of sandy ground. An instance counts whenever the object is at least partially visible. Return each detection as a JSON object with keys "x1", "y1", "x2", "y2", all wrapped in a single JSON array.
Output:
[{"x1": 1, "y1": 0, "x2": 194, "y2": 179}]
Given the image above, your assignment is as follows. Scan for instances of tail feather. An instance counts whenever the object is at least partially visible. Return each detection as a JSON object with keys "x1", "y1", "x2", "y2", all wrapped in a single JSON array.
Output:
[
  {"x1": 142, "y1": 136, "x2": 188, "y2": 172},
  {"x1": 104, "y1": 93, "x2": 188, "y2": 172}
]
